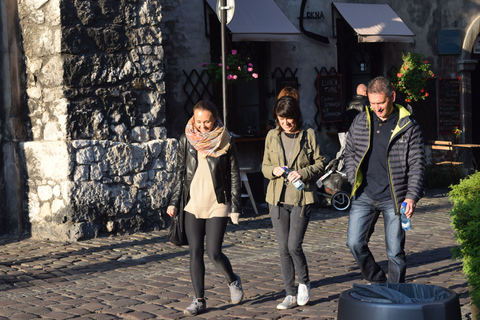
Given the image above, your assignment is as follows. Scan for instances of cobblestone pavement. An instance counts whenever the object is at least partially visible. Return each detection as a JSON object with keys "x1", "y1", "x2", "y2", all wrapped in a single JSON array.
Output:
[{"x1": 0, "y1": 188, "x2": 472, "y2": 319}]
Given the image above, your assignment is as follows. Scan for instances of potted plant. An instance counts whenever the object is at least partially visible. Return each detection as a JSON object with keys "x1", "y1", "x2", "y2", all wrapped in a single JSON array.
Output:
[
  {"x1": 448, "y1": 171, "x2": 480, "y2": 319},
  {"x1": 391, "y1": 51, "x2": 434, "y2": 103},
  {"x1": 453, "y1": 126, "x2": 463, "y2": 144},
  {"x1": 202, "y1": 49, "x2": 258, "y2": 85}
]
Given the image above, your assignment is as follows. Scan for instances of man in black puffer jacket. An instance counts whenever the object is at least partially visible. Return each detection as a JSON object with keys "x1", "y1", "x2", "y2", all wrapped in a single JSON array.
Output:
[
  {"x1": 345, "y1": 83, "x2": 368, "y2": 129},
  {"x1": 344, "y1": 76, "x2": 426, "y2": 284}
]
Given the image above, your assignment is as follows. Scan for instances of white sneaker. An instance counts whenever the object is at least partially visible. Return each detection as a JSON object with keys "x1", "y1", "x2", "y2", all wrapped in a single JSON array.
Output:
[
  {"x1": 297, "y1": 282, "x2": 310, "y2": 306},
  {"x1": 277, "y1": 295, "x2": 297, "y2": 310},
  {"x1": 184, "y1": 298, "x2": 206, "y2": 316},
  {"x1": 228, "y1": 274, "x2": 243, "y2": 304}
]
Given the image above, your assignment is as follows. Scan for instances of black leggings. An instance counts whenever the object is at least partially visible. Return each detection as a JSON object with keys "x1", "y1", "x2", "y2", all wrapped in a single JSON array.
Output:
[{"x1": 185, "y1": 211, "x2": 236, "y2": 299}]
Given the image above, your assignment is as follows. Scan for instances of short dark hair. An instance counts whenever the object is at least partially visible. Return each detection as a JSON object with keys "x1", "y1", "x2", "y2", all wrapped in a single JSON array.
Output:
[
  {"x1": 193, "y1": 100, "x2": 220, "y2": 119},
  {"x1": 368, "y1": 76, "x2": 394, "y2": 97},
  {"x1": 273, "y1": 96, "x2": 302, "y2": 132}
]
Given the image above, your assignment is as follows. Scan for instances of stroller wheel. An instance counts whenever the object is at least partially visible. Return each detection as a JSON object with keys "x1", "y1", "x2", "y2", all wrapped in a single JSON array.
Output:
[{"x1": 331, "y1": 191, "x2": 351, "y2": 211}]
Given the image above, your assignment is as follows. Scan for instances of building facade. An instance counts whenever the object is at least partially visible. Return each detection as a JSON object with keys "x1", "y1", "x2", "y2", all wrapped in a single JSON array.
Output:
[{"x1": 1, "y1": 0, "x2": 479, "y2": 240}]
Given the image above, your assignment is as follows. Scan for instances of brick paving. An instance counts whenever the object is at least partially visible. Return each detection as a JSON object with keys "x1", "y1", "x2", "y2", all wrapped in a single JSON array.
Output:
[{"x1": 0, "y1": 188, "x2": 472, "y2": 319}]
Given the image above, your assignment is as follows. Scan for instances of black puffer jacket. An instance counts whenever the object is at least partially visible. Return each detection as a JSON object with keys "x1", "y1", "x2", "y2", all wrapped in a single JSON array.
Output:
[
  {"x1": 345, "y1": 104, "x2": 426, "y2": 213},
  {"x1": 168, "y1": 134, "x2": 242, "y2": 214}
]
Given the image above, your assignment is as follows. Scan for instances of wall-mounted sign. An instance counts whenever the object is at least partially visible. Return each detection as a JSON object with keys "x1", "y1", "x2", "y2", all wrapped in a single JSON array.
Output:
[
  {"x1": 303, "y1": 11, "x2": 325, "y2": 19},
  {"x1": 473, "y1": 35, "x2": 480, "y2": 54},
  {"x1": 438, "y1": 78, "x2": 461, "y2": 134},
  {"x1": 317, "y1": 74, "x2": 343, "y2": 123},
  {"x1": 438, "y1": 30, "x2": 461, "y2": 55}
]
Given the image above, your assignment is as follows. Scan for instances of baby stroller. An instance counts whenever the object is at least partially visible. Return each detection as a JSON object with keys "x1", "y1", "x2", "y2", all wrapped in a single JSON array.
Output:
[{"x1": 316, "y1": 133, "x2": 351, "y2": 211}]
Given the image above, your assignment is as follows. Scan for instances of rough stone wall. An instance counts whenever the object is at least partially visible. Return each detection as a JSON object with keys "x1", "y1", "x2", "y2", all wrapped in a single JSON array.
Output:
[{"x1": 18, "y1": 0, "x2": 176, "y2": 241}]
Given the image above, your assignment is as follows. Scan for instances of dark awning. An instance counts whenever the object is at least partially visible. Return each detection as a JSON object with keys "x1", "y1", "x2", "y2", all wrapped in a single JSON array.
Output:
[
  {"x1": 206, "y1": 0, "x2": 301, "y2": 42},
  {"x1": 333, "y1": 2, "x2": 415, "y2": 43}
]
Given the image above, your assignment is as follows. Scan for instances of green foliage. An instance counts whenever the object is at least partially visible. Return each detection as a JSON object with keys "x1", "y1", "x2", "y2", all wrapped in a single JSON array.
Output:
[
  {"x1": 391, "y1": 52, "x2": 434, "y2": 102},
  {"x1": 203, "y1": 50, "x2": 258, "y2": 85},
  {"x1": 449, "y1": 171, "x2": 480, "y2": 315}
]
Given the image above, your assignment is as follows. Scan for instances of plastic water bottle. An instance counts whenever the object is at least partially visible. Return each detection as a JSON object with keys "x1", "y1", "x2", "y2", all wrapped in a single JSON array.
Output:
[
  {"x1": 283, "y1": 167, "x2": 305, "y2": 190},
  {"x1": 400, "y1": 202, "x2": 411, "y2": 231}
]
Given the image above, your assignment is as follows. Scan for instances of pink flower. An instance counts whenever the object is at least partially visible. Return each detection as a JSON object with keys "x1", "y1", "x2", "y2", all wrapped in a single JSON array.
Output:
[
  {"x1": 252, "y1": 73, "x2": 258, "y2": 79},
  {"x1": 231, "y1": 50, "x2": 237, "y2": 55},
  {"x1": 233, "y1": 75, "x2": 238, "y2": 80},
  {"x1": 404, "y1": 66, "x2": 408, "y2": 70},
  {"x1": 397, "y1": 73, "x2": 402, "y2": 78},
  {"x1": 227, "y1": 74, "x2": 233, "y2": 80},
  {"x1": 238, "y1": 66, "x2": 241, "y2": 70},
  {"x1": 248, "y1": 67, "x2": 253, "y2": 72},
  {"x1": 248, "y1": 63, "x2": 253, "y2": 67},
  {"x1": 202, "y1": 62, "x2": 207, "y2": 67},
  {"x1": 226, "y1": 66, "x2": 229, "y2": 70},
  {"x1": 218, "y1": 63, "x2": 222, "y2": 67}
]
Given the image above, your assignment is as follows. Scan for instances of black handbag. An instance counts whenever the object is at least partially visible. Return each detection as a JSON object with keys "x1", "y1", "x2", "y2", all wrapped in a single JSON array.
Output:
[{"x1": 168, "y1": 197, "x2": 188, "y2": 246}]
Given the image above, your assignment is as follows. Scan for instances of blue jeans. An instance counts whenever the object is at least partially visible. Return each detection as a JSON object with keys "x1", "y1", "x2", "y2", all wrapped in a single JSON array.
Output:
[
  {"x1": 271, "y1": 204, "x2": 311, "y2": 296},
  {"x1": 346, "y1": 193, "x2": 406, "y2": 283}
]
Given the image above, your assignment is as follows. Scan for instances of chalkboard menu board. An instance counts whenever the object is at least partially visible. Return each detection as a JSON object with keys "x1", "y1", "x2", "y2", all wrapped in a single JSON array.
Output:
[
  {"x1": 317, "y1": 74, "x2": 343, "y2": 123},
  {"x1": 438, "y1": 78, "x2": 461, "y2": 134}
]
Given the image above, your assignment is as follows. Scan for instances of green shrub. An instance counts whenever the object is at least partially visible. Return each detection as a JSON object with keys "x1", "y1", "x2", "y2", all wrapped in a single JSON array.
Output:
[{"x1": 449, "y1": 171, "x2": 480, "y2": 317}]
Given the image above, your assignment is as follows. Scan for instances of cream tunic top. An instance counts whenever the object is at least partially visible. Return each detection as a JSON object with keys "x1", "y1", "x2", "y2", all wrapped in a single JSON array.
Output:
[{"x1": 184, "y1": 154, "x2": 231, "y2": 219}]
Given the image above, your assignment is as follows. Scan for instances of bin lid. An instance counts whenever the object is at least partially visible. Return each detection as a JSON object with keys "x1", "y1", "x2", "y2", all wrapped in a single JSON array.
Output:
[{"x1": 352, "y1": 283, "x2": 453, "y2": 304}]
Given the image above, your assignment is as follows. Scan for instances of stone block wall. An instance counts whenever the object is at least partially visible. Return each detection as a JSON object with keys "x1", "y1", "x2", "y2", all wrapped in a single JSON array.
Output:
[{"x1": 18, "y1": 0, "x2": 176, "y2": 241}]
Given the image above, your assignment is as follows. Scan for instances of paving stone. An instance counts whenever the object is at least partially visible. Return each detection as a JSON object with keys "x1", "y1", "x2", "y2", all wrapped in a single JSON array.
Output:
[
  {"x1": 39, "y1": 311, "x2": 76, "y2": 319},
  {"x1": 8, "y1": 313, "x2": 40, "y2": 320}
]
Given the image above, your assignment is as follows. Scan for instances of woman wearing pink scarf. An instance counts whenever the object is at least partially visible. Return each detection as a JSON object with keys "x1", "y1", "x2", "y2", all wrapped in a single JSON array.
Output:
[{"x1": 167, "y1": 100, "x2": 243, "y2": 316}]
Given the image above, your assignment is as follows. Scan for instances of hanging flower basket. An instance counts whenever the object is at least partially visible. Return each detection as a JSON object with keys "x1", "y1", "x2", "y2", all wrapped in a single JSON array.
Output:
[
  {"x1": 392, "y1": 52, "x2": 434, "y2": 102},
  {"x1": 203, "y1": 50, "x2": 258, "y2": 85}
]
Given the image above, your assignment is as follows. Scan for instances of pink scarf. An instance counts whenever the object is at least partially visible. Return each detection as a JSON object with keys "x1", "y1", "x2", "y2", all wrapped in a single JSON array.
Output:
[{"x1": 185, "y1": 117, "x2": 230, "y2": 157}]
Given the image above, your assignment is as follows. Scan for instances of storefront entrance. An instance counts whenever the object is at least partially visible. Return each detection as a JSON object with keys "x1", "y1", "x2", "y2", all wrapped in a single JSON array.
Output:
[{"x1": 335, "y1": 18, "x2": 384, "y2": 105}]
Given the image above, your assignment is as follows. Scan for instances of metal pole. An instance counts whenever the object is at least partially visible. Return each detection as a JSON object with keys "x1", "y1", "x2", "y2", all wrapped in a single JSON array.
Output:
[{"x1": 220, "y1": 0, "x2": 228, "y2": 126}]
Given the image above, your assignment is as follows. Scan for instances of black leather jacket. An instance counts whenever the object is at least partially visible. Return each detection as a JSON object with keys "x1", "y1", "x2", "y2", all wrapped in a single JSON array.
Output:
[{"x1": 168, "y1": 134, "x2": 242, "y2": 214}]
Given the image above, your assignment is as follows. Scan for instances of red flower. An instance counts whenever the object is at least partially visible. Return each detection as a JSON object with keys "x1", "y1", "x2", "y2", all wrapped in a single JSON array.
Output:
[{"x1": 425, "y1": 93, "x2": 429, "y2": 97}]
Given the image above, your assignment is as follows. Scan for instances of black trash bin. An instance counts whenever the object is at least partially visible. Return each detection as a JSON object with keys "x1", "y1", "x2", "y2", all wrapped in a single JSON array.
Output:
[{"x1": 337, "y1": 283, "x2": 461, "y2": 320}]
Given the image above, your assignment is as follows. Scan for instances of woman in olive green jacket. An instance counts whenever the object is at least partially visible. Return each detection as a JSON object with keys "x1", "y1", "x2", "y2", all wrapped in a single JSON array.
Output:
[{"x1": 262, "y1": 95, "x2": 325, "y2": 310}]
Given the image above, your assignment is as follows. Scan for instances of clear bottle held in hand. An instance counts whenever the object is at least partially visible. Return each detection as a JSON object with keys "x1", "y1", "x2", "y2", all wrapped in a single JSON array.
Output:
[
  {"x1": 282, "y1": 167, "x2": 305, "y2": 190},
  {"x1": 400, "y1": 201, "x2": 411, "y2": 231}
]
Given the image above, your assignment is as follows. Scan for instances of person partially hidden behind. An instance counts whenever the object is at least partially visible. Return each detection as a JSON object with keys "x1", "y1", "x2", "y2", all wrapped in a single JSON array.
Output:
[
  {"x1": 344, "y1": 76, "x2": 426, "y2": 284},
  {"x1": 167, "y1": 100, "x2": 243, "y2": 316},
  {"x1": 262, "y1": 93, "x2": 325, "y2": 310},
  {"x1": 345, "y1": 83, "x2": 368, "y2": 129}
]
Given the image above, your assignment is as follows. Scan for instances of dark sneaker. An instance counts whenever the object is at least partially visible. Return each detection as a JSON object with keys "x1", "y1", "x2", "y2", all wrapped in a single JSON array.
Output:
[
  {"x1": 228, "y1": 274, "x2": 244, "y2": 304},
  {"x1": 184, "y1": 298, "x2": 206, "y2": 316},
  {"x1": 277, "y1": 295, "x2": 297, "y2": 310}
]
